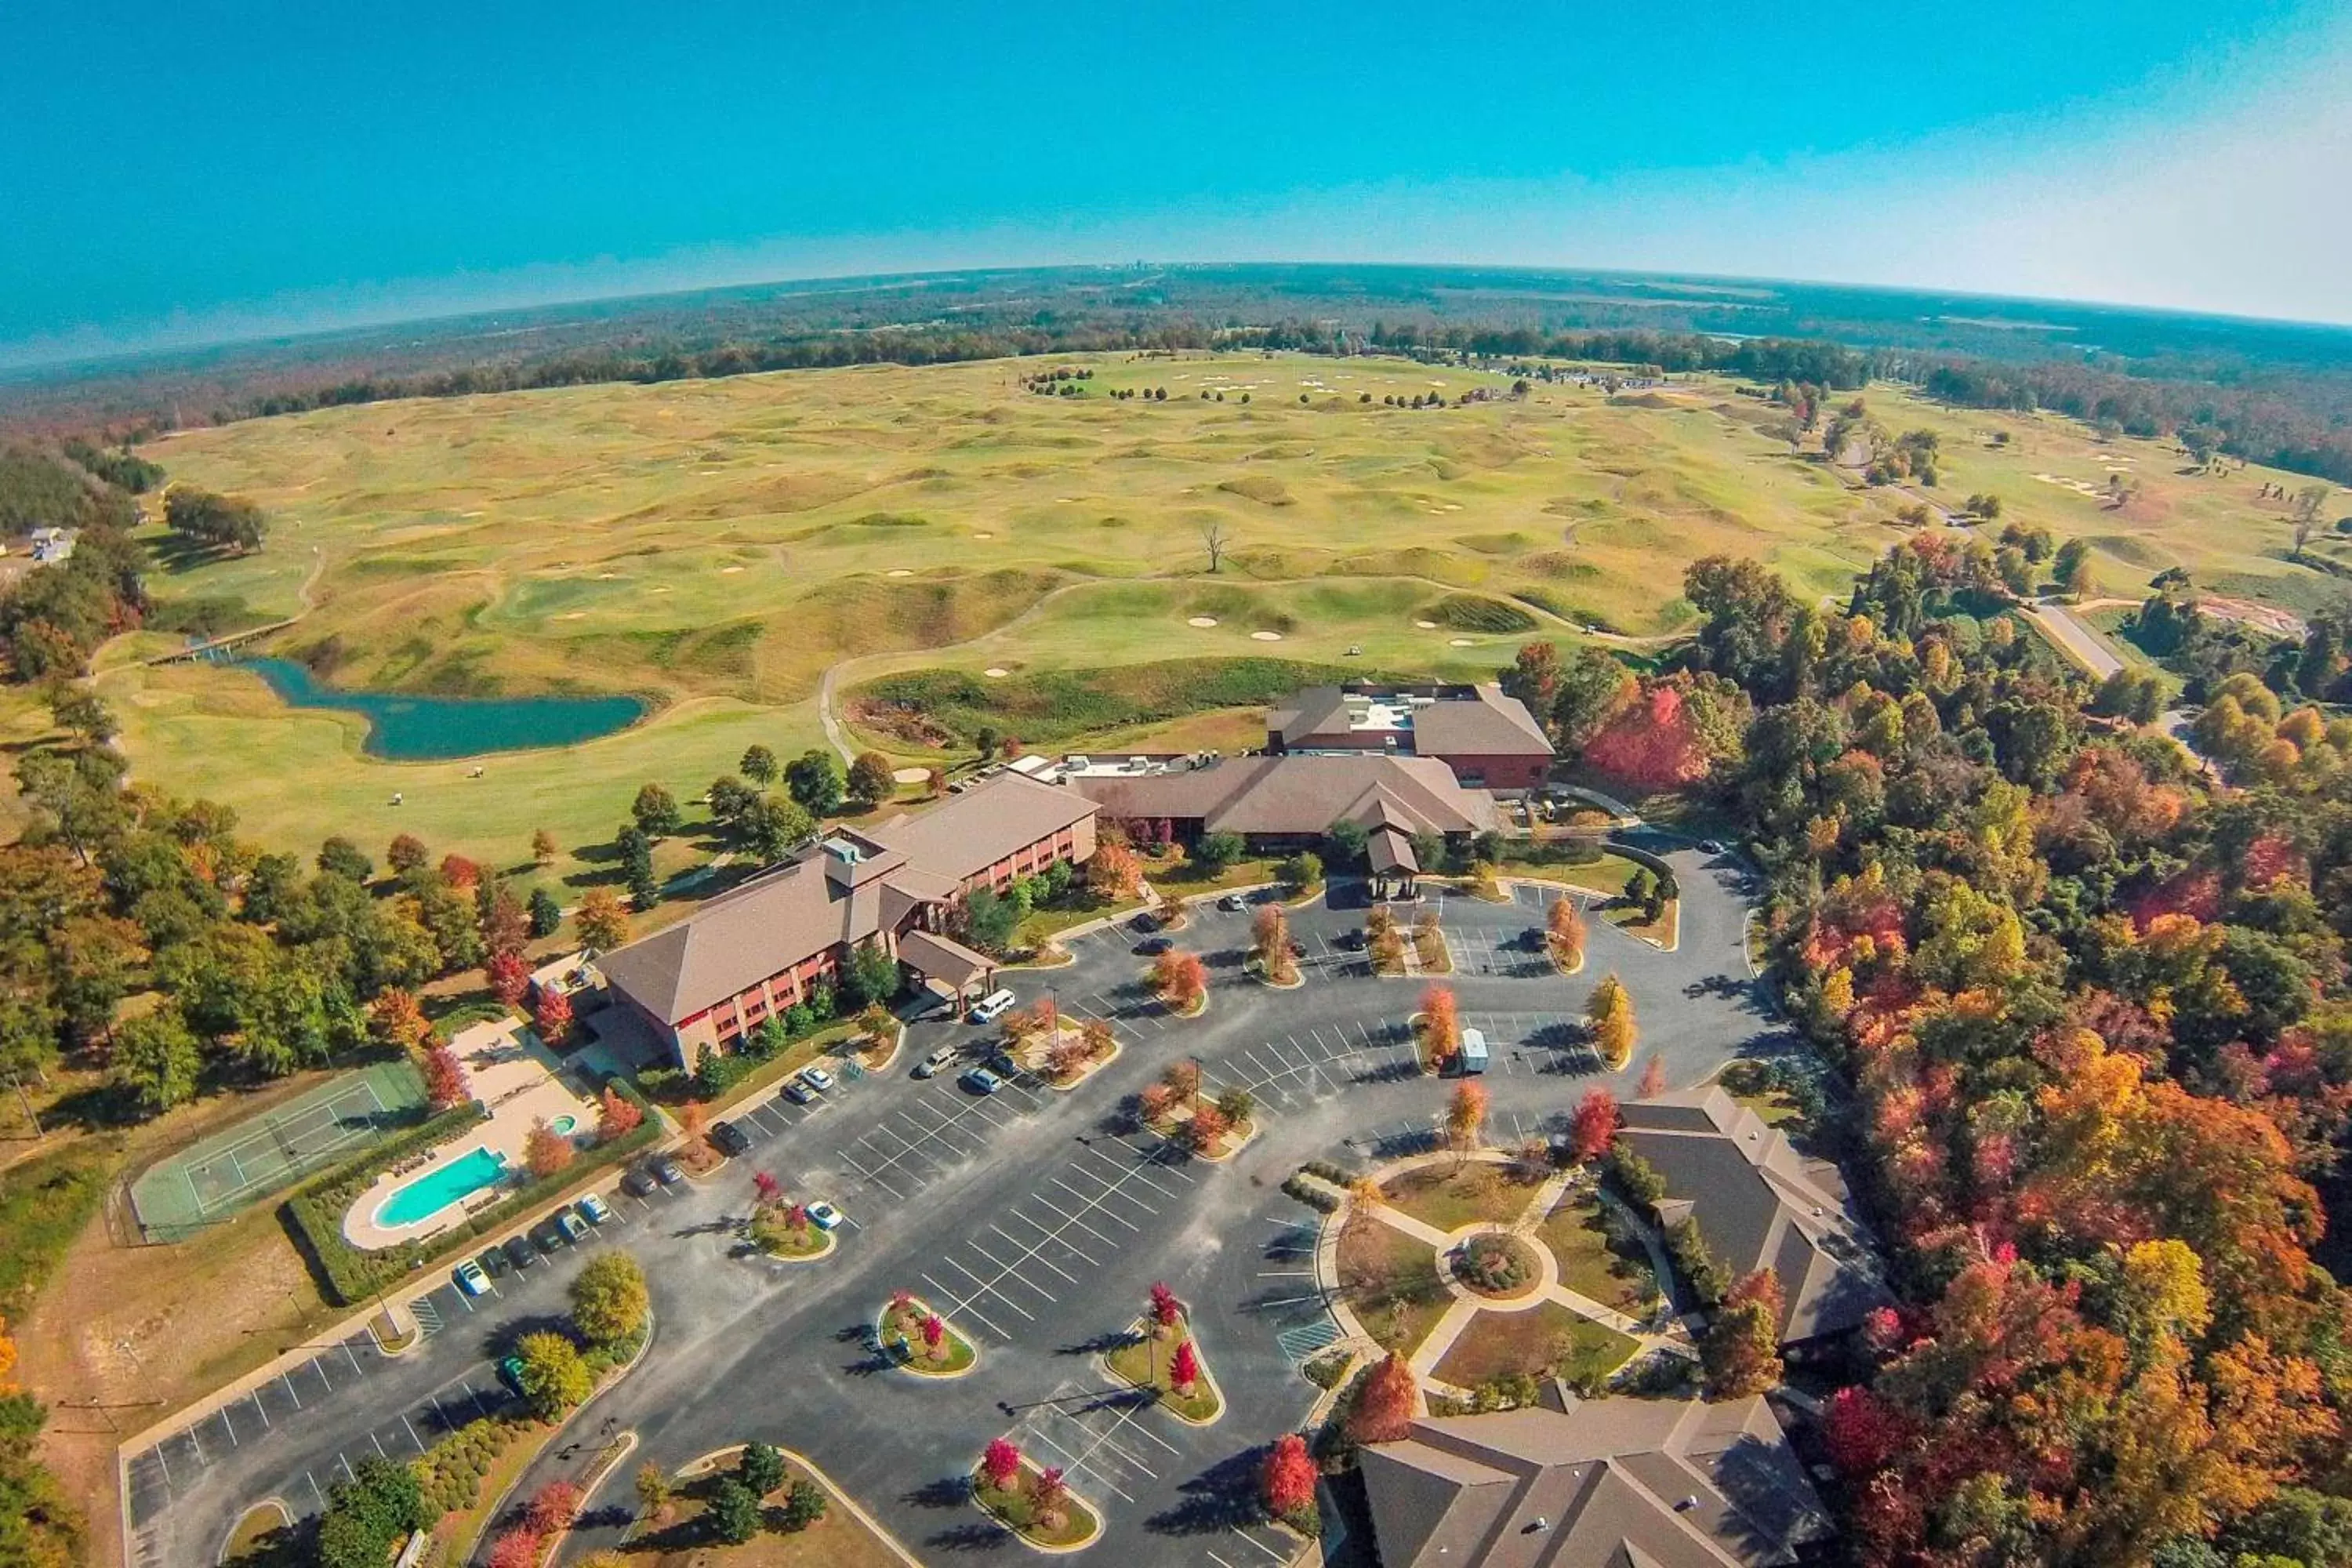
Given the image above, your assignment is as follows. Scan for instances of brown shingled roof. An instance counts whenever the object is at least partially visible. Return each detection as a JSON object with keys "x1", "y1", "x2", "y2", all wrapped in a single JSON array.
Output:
[
  {"x1": 864, "y1": 771, "x2": 1095, "y2": 884},
  {"x1": 1075, "y1": 754, "x2": 1499, "y2": 837},
  {"x1": 1412, "y1": 684, "x2": 1555, "y2": 759}
]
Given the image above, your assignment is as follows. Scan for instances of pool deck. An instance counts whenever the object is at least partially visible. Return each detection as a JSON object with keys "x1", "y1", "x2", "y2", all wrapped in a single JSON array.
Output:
[{"x1": 342, "y1": 1018, "x2": 597, "y2": 1250}]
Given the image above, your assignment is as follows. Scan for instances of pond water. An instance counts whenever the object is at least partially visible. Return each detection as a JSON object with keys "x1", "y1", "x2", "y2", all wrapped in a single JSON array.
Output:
[{"x1": 245, "y1": 657, "x2": 646, "y2": 760}]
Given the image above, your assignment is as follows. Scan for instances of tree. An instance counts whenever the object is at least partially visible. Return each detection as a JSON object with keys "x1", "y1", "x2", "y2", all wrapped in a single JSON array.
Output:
[
  {"x1": 2054, "y1": 536, "x2": 2094, "y2": 599},
  {"x1": 575, "y1": 887, "x2": 629, "y2": 950},
  {"x1": 631, "y1": 782, "x2": 681, "y2": 838},
  {"x1": 514, "y1": 1330, "x2": 592, "y2": 1418},
  {"x1": 1348, "y1": 1352, "x2": 1417, "y2": 1444},
  {"x1": 634, "y1": 1461, "x2": 673, "y2": 1521},
  {"x1": 1188, "y1": 1102, "x2": 1230, "y2": 1154},
  {"x1": 316, "y1": 1456, "x2": 436, "y2": 1568},
  {"x1": 744, "y1": 793, "x2": 816, "y2": 862},
  {"x1": 524, "y1": 1479, "x2": 584, "y2": 1535},
  {"x1": 1149, "y1": 1280, "x2": 1182, "y2": 1332},
  {"x1": 1087, "y1": 840, "x2": 1142, "y2": 902},
  {"x1": 844, "y1": 939, "x2": 901, "y2": 1008},
  {"x1": 963, "y1": 887, "x2": 1020, "y2": 956},
  {"x1": 1254, "y1": 903, "x2": 1294, "y2": 982},
  {"x1": 779, "y1": 1478, "x2": 828, "y2": 1531},
  {"x1": 318, "y1": 835, "x2": 374, "y2": 881},
  {"x1": 1503, "y1": 641, "x2": 1564, "y2": 719},
  {"x1": 1199, "y1": 518, "x2": 1230, "y2": 572},
  {"x1": 1171, "y1": 1338, "x2": 1201, "y2": 1392},
  {"x1": 739, "y1": 1440, "x2": 786, "y2": 1497},
  {"x1": 534, "y1": 985, "x2": 575, "y2": 1046},
  {"x1": 524, "y1": 1117, "x2": 575, "y2": 1178},
  {"x1": 1278, "y1": 851, "x2": 1323, "y2": 892},
  {"x1": 596, "y1": 1083, "x2": 643, "y2": 1142},
  {"x1": 1588, "y1": 973, "x2": 1635, "y2": 1069},
  {"x1": 707, "y1": 1477, "x2": 760, "y2": 1545},
  {"x1": 921, "y1": 1312, "x2": 947, "y2": 1360},
  {"x1": 616, "y1": 825, "x2": 658, "y2": 909},
  {"x1": 1700, "y1": 1269, "x2": 1785, "y2": 1399},
  {"x1": 480, "y1": 883, "x2": 529, "y2": 956},
  {"x1": 486, "y1": 950, "x2": 531, "y2": 1007},
  {"x1": 785, "y1": 750, "x2": 844, "y2": 815},
  {"x1": 485, "y1": 1529, "x2": 542, "y2": 1568},
  {"x1": 1545, "y1": 896, "x2": 1585, "y2": 971},
  {"x1": 422, "y1": 1044, "x2": 468, "y2": 1110},
  {"x1": 1261, "y1": 1432, "x2": 1319, "y2": 1522},
  {"x1": 740, "y1": 744, "x2": 779, "y2": 785},
  {"x1": 706, "y1": 774, "x2": 757, "y2": 829},
  {"x1": 848, "y1": 751, "x2": 896, "y2": 808},
  {"x1": 387, "y1": 833, "x2": 430, "y2": 877},
  {"x1": 164, "y1": 485, "x2": 267, "y2": 553},
  {"x1": 1033, "y1": 1466, "x2": 1071, "y2": 1530},
  {"x1": 924, "y1": 767, "x2": 946, "y2": 799},
  {"x1": 1637, "y1": 1054, "x2": 1668, "y2": 1098},
  {"x1": 527, "y1": 887, "x2": 563, "y2": 938},
  {"x1": 1446, "y1": 1080, "x2": 1489, "y2": 1152},
  {"x1": 982, "y1": 1437, "x2": 1022, "y2": 1491},
  {"x1": 531, "y1": 828, "x2": 558, "y2": 866},
  {"x1": 370, "y1": 986, "x2": 430, "y2": 1050},
  {"x1": 1191, "y1": 830, "x2": 1244, "y2": 873},
  {"x1": 570, "y1": 1250, "x2": 649, "y2": 1345},
  {"x1": 1419, "y1": 984, "x2": 1459, "y2": 1069},
  {"x1": 1565, "y1": 1087, "x2": 1619, "y2": 1163},
  {"x1": 111, "y1": 1004, "x2": 200, "y2": 1114},
  {"x1": 1153, "y1": 948, "x2": 1207, "y2": 1011}
]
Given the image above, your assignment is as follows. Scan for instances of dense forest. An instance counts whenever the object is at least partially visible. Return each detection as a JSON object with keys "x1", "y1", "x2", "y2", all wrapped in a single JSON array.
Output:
[{"x1": 1496, "y1": 540, "x2": 2352, "y2": 1564}]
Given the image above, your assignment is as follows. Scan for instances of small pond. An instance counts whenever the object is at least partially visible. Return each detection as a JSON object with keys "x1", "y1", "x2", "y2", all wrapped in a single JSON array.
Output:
[{"x1": 244, "y1": 657, "x2": 647, "y2": 760}]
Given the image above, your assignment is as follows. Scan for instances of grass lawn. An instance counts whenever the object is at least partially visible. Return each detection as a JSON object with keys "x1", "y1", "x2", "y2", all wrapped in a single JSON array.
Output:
[
  {"x1": 1432, "y1": 1301, "x2": 1638, "y2": 1391},
  {"x1": 1537, "y1": 1193, "x2": 1660, "y2": 1316},
  {"x1": 1604, "y1": 898, "x2": 1676, "y2": 946},
  {"x1": 880, "y1": 1299, "x2": 978, "y2": 1375},
  {"x1": 1494, "y1": 849, "x2": 1643, "y2": 898},
  {"x1": 1153, "y1": 854, "x2": 1283, "y2": 895},
  {"x1": 1377, "y1": 1162, "x2": 1542, "y2": 1233},
  {"x1": 1335, "y1": 1218, "x2": 1451, "y2": 1359},
  {"x1": 750, "y1": 1206, "x2": 833, "y2": 1259},
  {"x1": 1105, "y1": 1319, "x2": 1223, "y2": 1422},
  {"x1": 0, "y1": 1138, "x2": 119, "y2": 1312}
]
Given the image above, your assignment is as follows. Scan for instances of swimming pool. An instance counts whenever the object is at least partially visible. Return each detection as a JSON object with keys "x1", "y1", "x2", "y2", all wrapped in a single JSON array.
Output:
[
  {"x1": 377, "y1": 1147, "x2": 510, "y2": 1229},
  {"x1": 550, "y1": 1115, "x2": 579, "y2": 1136}
]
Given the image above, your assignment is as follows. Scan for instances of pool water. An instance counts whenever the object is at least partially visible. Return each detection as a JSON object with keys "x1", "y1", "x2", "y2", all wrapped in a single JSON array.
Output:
[
  {"x1": 378, "y1": 1147, "x2": 509, "y2": 1228},
  {"x1": 550, "y1": 1115, "x2": 579, "y2": 1135}
]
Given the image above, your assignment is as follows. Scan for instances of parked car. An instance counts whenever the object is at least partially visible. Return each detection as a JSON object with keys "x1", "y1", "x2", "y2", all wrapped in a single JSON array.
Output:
[
  {"x1": 1218, "y1": 893, "x2": 1247, "y2": 912},
  {"x1": 453, "y1": 1258, "x2": 491, "y2": 1297},
  {"x1": 915, "y1": 1044, "x2": 959, "y2": 1079},
  {"x1": 620, "y1": 1165, "x2": 659, "y2": 1198},
  {"x1": 576, "y1": 1192, "x2": 613, "y2": 1225},
  {"x1": 806, "y1": 1200, "x2": 845, "y2": 1231},
  {"x1": 1286, "y1": 937, "x2": 1307, "y2": 958},
  {"x1": 960, "y1": 1065, "x2": 1004, "y2": 1095},
  {"x1": 800, "y1": 1065, "x2": 837, "y2": 1093},
  {"x1": 554, "y1": 1209, "x2": 590, "y2": 1243},
  {"x1": 495, "y1": 1356, "x2": 528, "y2": 1400},
  {"x1": 1700, "y1": 838, "x2": 1725, "y2": 855},
  {"x1": 1134, "y1": 935, "x2": 1172, "y2": 956},
  {"x1": 782, "y1": 1078, "x2": 815, "y2": 1105},
  {"x1": 477, "y1": 1244, "x2": 513, "y2": 1279},
  {"x1": 503, "y1": 1235, "x2": 538, "y2": 1272},
  {"x1": 709, "y1": 1120, "x2": 751, "y2": 1157},
  {"x1": 531, "y1": 1217, "x2": 571, "y2": 1252},
  {"x1": 1338, "y1": 929, "x2": 1367, "y2": 951},
  {"x1": 650, "y1": 1152, "x2": 685, "y2": 1185},
  {"x1": 968, "y1": 988, "x2": 1017, "y2": 1025},
  {"x1": 1130, "y1": 913, "x2": 1159, "y2": 934}
]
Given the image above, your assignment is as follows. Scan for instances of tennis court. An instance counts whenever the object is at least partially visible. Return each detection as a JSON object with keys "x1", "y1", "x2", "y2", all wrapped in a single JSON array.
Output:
[{"x1": 128, "y1": 1059, "x2": 426, "y2": 1241}]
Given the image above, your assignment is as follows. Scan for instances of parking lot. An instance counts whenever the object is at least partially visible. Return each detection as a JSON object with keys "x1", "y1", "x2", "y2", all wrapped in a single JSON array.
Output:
[{"x1": 129, "y1": 844, "x2": 1782, "y2": 1568}]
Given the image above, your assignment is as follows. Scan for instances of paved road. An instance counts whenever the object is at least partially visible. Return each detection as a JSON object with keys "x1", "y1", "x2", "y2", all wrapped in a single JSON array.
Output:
[
  {"x1": 128, "y1": 842, "x2": 1782, "y2": 1568},
  {"x1": 2026, "y1": 598, "x2": 2124, "y2": 678}
]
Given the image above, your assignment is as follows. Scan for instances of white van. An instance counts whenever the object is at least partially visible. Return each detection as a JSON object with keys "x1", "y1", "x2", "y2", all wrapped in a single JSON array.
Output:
[{"x1": 968, "y1": 989, "x2": 1018, "y2": 1025}]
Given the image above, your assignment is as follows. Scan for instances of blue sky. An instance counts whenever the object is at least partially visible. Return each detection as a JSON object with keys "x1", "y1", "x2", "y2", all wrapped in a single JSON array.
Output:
[{"x1": 4, "y1": 0, "x2": 2349, "y2": 365}]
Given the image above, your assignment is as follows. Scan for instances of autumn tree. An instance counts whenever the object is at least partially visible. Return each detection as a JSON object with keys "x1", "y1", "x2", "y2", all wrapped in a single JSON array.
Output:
[
  {"x1": 1445, "y1": 1080, "x2": 1489, "y2": 1153},
  {"x1": 595, "y1": 1083, "x2": 642, "y2": 1142},
  {"x1": 1189, "y1": 1102, "x2": 1230, "y2": 1155},
  {"x1": 1565, "y1": 1087, "x2": 1619, "y2": 1163},
  {"x1": 1700, "y1": 1269, "x2": 1784, "y2": 1399},
  {"x1": 1087, "y1": 840, "x2": 1142, "y2": 902},
  {"x1": 1545, "y1": 895, "x2": 1585, "y2": 971},
  {"x1": 848, "y1": 751, "x2": 896, "y2": 808},
  {"x1": 1253, "y1": 903, "x2": 1295, "y2": 983},
  {"x1": 569, "y1": 1251, "x2": 649, "y2": 1345},
  {"x1": 1418, "y1": 984, "x2": 1459, "y2": 1070},
  {"x1": 1587, "y1": 973, "x2": 1635, "y2": 1069},
  {"x1": 524, "y1": 1479, "x2": 583, "y2": 1535},
  {"x1": 1171, "y1": 1338, "x2": 1201, "y2": 1393},
  {"x1": 575, "y1": 887, "x2": 629, "y2": 951},
  {"x1": 1261, "y1": 1432, "x2": 1319, "y2": 1524},
  {"x1": 524, "y1": 1117, "x2": 575, "y2": 1178},
  {"x1": 1348, "y1": 1352, "x2": 1417, "y2": 1444},
  {"x1": 370, "y1": 987, "x2": 430, "y2": 1051},
  {"x1": 486, "y1": 950, "x2": 530, "y2": 1007},
  {"x1": 531, "y1": 829, "x2": 557, "y2": 866},
  {"x1": 1152, "y1": 948, "x2": 1207, "y2": 1012},
  {"x1": 533, "y1": 985, "x2": 574, "y2": 1046},
  {"x1": 514, "y1": 1330, "x2": 592, "y2": 1418},
  {"x1": 1637, "y1": 1053, "x2": 1668, "y2": 1098},
  {"x1": 422, "y1": 1044, "x2": 468, "y2": 1109},
  {"x1": 981, "y1": 1437, "x2": 1022, "y2": 1492}
]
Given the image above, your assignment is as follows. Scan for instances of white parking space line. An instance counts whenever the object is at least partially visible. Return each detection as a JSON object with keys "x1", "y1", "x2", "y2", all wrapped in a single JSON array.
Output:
[
  {"x1": 1051, "y1": 1174, "x2": 1143, "y2": 1231},
  {"x1": 280, "y1": 1370, "x2": 303, "y2": 1408},
  {"x1": 921, "y1": 1270, "x2": 1010, "y2": 1340},
  {"x1": 990, "y1": 1222, "x2": 1079, "y2": 1283},
  {"x1": 945, "y1": 1255, "x2": 1036, "y2": 1321},
  {"x1": 312, "y1": 1356, "x2": 333, "y2": 1393},
  {"x1": 400, "y1": 1414, "x2": 425, "y2": 1453},
  {"x1": 248, "y1": 1391, "x2": 270, "y2": 1429},
  {"x1": 964, "y1": 1233, "x2": 1058, "y2": 1301},
  {"x1": 1008, "y1": 1194, "x2": 1117, "y2": 1255},
  {"x1": 184, "y1": 1424, "x2": 205, "y2": 1464}
]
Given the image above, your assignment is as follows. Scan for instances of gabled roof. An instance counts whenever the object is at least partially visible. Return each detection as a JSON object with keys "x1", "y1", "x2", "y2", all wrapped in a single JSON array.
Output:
[
  {"x1": 1617, "y1": 1087, "x2": 1889, "y2": 1345},
  {"x1": 864, "y1": 771, "x2": 1095, "y2": 884},
  {"x1": 1369, "y1": 824, "x2": 1419, "y2": 875},
  {"x1": 1268, "y1": 685, "x2": 1357, "y2": 746},
  {"x1": 1363, "y1": 1395, "x2": 1834, "y2": 1568},
  {"x1": 1413, "y1": 684, "x2": 1556, "y2": 758},
  {"x1": 1073, "y1": 754, "x2": 1499, "y2": 837}
]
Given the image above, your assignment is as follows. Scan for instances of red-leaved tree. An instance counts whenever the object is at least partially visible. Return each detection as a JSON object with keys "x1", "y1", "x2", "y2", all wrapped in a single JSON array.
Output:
[
  {"x1": 1261, "y1": 1432, "x2": 1318, "y2": 1520},
  {"x1": 1348, "y1": 1352, "x2": 1417, "y2": 1444},
  {"x1": 981, "y1": 1437, "x2": 1022, "y2": 1491},
  {"x1": 1149, "y1": 1281, "x2": 1181, "y2": 1332},
  {"x1": 487, "y1": 951, "x2": 531, "y2": 1008},
  {"x1": 524, "y1": 1479, "x2": 583, "y2": 1534},
  {"x1": 533, "y1": 986, "x2": 574, "y2": 1046},
  {"x1": 595, "y1": 1083, "x2": 642, "y2": 1142},
  {"x1": 1581, "y1": 681, "x2": 1710, "y2": 789},
  {"x1": 485, "y1": 1528, "x2": 542, "y2": 1568},
  {"x1": 1565, "y1": 1087, "x2": 1619, "y2": 1163},
  {"x1": 422, "y1": 1044, "x2": 469, "y2": 1110},
  {"x1": 1171, "y1": 1338, "x2": 1200, "y2": 1393}
]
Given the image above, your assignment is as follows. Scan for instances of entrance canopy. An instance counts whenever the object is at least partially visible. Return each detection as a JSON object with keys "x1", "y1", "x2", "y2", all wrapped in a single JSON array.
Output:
[{"x1": 898, "y1": 928, "x2": 997, "y2": 996}]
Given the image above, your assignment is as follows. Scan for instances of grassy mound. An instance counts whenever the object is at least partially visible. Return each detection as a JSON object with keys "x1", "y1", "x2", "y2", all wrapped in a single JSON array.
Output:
[{"x1": 1426, "y1": 593, "x2": 1540, "y2": 633}]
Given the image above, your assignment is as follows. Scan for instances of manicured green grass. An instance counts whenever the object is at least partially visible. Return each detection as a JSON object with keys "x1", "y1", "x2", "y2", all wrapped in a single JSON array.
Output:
[
  {"x1": 1105, "y1": 1321, "x2": 1222, "y2": 1422},
  {"x1": 1377, "y1": 1163, "x2": 1541, "y2": 1233},
  {"x1": 973, "y1": 1465, "x2": 1100, "y2": 1548},
  {"x1": 1432, "y1": 1301, "x2": 1637, "y2": 1391},
  {"x1": 1537, "y1": 1193, "x2": 1660, "y2": 1315},
  {"x1": 1336, "y1": 1218, "x2": 1451, "y2": 1359}
]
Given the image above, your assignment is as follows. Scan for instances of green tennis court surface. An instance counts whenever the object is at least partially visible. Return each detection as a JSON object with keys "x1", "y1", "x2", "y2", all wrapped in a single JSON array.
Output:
[{"x1": 128, "y1": 1059, "x2": 426, "y2": 1241}]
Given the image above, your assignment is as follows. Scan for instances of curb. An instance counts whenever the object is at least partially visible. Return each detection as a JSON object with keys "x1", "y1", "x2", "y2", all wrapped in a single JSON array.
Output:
[
  {"x1": 972, "y1": 1454, "x2": 1105, "y2": 1555},
  {"x1": 875, "y1": 1298, "x2": 983, "y2": 1381},
  {"x1": 1095, "y1": 1315, "x2": 1227, "y2": 1428},
  {"x1": 214, "y1": 1497, "x2": 290, "y2": 1567},
  {"x1": 466, "y1": 1310, "x2": 657, "y2": 1566}
]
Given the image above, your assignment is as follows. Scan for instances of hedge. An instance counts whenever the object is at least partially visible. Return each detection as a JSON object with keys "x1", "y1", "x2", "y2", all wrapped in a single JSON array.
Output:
[{"x1": 285, "y1": 1079, "x2": 661, "y2": 1306}]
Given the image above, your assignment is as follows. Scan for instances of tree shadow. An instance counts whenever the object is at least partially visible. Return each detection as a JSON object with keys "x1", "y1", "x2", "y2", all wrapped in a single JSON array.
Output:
[
  {"x1": 1055, "y1": 1329, "x2": 1136, "y2": 1358},
  {"x1": 1142, "y1": 1448, "x2": 1265, "y2": 1537},
  {"x1": 904, "y1": 1474, "x2": 976, "y2": 1510}
]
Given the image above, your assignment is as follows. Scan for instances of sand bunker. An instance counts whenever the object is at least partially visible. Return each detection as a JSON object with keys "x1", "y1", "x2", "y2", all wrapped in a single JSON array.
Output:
[
  {"x1": 891, "y1": 767, "x2": 931, "y2": 785},
  {"x1": 1250, "y1": 630, "x2": 1284, "y2": 642},
  {"x1": 984, "y1": 667, "x2": 1010, "y2": 678},
  {"x1": 1187, "y1": 616, "x2": 1218, "y2": 628},
  {"x1": 1449, "y1": 637, "x2": 1475, "y2": 647},
  {"x1": 597, "y1": 572, "x2": 620, "y2": 580},
  {"x1": 720, "y1": 565, "x2": 745, "y2": 574},
  {"x1": 972, "y1": 532, "x2": 994, "y2": 539},
  {"x1": 556, "y1": 612, "x2": 587, "y2": 621},
  {"x1": 887, "y1": 568, "x2": 912, "y2": 577},
  {"x1": 1414, "y1": 619, "x2": 1439, "y2": 629}
]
